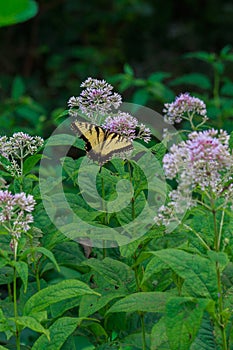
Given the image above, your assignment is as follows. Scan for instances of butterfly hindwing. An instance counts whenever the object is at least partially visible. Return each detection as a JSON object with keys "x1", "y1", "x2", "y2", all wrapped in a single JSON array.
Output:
[{"x1": 71, "y1": 121, "x2": 133, "y2": 166}]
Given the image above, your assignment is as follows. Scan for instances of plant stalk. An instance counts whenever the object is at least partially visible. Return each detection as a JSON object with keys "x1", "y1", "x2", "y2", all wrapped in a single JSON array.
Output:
[
  {"x1": 13, "y1": 241, "x2": 20, "y2": 350},
  {"x1": 211, "y1": 204, "x2": 228, "y2": 350}
]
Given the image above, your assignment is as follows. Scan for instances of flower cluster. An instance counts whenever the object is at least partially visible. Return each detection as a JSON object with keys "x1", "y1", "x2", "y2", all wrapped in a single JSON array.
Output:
[
  {"x1": 155, "y1": 129, "x2": 233, "y2": 227},
  {"x1": 68, "y1": 77, "x2": 122, "y2": 121},
  {"x1": 163, "y1": 129, "x2": 232, "y2": 190},
  {"x1": 163, "y1": 93, "x2": 207, "y2": 125},
  {"x1": 0, "y1": 132, "x2": 44, "y2": 176},
  {"x1": 0, "y1": 190, "x2": 36, "y2": 240},
  {"x1": 102, "y1": 112, "x2": 151, "y2": 143}
]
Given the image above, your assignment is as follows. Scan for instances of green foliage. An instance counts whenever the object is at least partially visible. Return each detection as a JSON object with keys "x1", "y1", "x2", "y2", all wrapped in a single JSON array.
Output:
[
  {"x1": 0, "y1": 0, "x2": 38, "y2": 27},
  {"x1": 1, "y1": 43, "x2": 233, "y2": 349}
]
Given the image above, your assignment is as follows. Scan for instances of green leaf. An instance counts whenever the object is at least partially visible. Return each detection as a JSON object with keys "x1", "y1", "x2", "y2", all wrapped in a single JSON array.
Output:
[
  {"x1": 11, "y1": 261, "x2": 28, "y2": 292},
  {"x1": 151, "y1": 249, "x2": 218, "y2": 299},
  {"x1": 23, "y1": 154, "x2": 43, "y2": 174},
  {"x1": 184, "y1": 51, "x2": 216, "y2": 63},
  {"x1": 142, "y1": 256, "x2": 167, "y2": 285},
  {"x1": 23, "y1": 279, "x2": 99, "y2": 315},
  {"x1": 79, "y1": 291, "x2": 127, "y2": 317},
  {"x1": 207, "y1": 251, "x2": 229, "y2": 270},
  {"x1": 0, "y1": 154, "x2": 13, "y2": 169},
  {"x1": 50, "y1": 296, "x2": 82, "y2": 318},
  {"x1": 0, "y1": 0, "x2": 38, "y2": 27},
  {"x1": 155, "y1": 249, "x2": 218, "y2": 300},
  {"x1": 151, "y1": 317, "x2": 169, "y2": 350},
  {"x1": 170, "y1": 73, "x2": 211, "y2": 90},
  {"x1": 13, "y1": 316, "x2": 49, "y2": 339},
  {"x1": 148, "y1": 72, "x2": 171, "y2": 82},
  {"x1": 45, "y1": 134, "x2": 76, "y2": 147},
  {"x1": 31, "y1": 317, "x2": 83, "y2": 350},
  {"x1": 121, "y1": 332, "x2": 150, "y2": 349},
  {"x1": 11, "y1": 76, "x2": 25, "y2": 99},
  {"x1": 150, "y1": 142, "x2": 167, "y2": 161},
  {"x1": 190, "y1": 313, "x2": 216, "y2": 350},
  {"x1": 220, "y1": 82, "x2": 233, "y2": 96},
  {"x1": 132, "y1": 89, "x2": 149, "y2": 105},
  {"x1": 228, "y1": 131, "x2": 233, "y2": 151},
  {"x1": 107, "y1": 292, "x2": 170, "y2": 314},
  {"x1": 86, "y1": 322, "x2": 108, "y2": 339},
  {"x1": 166, "y1": 297, "x2": 211, "y2": 350},
  {"x1": 22, "y1": 246, "x2": 60, "y2": 272},
  {"x1": 124, "y1": 64, "x2": 134, "y2": 76},
  {"x1": 82, "y1": 257, "x2": 134, "y2": 290},
  {"x1": 0, "y1": 346, "x2": 9, "y2": 350}
]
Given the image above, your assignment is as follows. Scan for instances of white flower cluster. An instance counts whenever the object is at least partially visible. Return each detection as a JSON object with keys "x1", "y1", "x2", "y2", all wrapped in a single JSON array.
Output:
[{"x1": 0, "y1": 132, "x2": 44, "y2": 177}]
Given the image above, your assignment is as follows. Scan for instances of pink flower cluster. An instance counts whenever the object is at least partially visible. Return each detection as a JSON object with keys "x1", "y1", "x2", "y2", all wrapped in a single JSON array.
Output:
[
  {"x1": 155, "y1": 129, "x2": 233, "y2": 228},
  {"x1": 163, "y1": 93, "x2": 207, "y2": 124},
  {"x1": 68, "y1": 78, "x2": 122, "y2": 121},
  {"x1": 0, "y1": 132, "x2": 44, "y2": 176},
  {"x1": 163, "y1": 129, "x2": 232, "y2": 191},
  {"x1": 102, "y1": 112, "x2": 151, "y2": 143},
  {"x1": 0, "y1": 190, "x2": 36, "y2": 239}
]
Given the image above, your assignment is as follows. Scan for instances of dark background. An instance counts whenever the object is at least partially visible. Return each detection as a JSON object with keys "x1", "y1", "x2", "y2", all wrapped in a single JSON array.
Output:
[{"x1": 0, "y1": 0, "x2": 233, "y2": 135}]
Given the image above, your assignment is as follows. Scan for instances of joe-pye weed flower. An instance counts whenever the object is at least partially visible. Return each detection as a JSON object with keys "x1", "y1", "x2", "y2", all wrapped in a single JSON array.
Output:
[
  {"x1": 0, "y1": 132, "x2": 44, "y2": 177},
  {"x1": 155, "y1": 129, "x2": 233, "y2": 228},
  {"x1": 0, "y1": 190, "x2": 36, "y2": 255}
]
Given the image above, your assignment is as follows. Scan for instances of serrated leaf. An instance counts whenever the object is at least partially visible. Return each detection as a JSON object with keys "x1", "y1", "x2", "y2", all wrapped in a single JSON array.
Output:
[
  {"x1": 79, "y1": 291, "x2": 127, "y2": 317},
  {"x1": 82, "y1": 257, "x2": 134, "y2": 289},
  {"x1": 151, "y1": 249, "x2": 218, "y2": 299},
  {"x1": 166, "y1": 297, "x2": 211, "y2": 350},
  {"x1": 13, "y1": 316, "x2": 49, "y2": 339},
  {"x1": 151, "y1": 317, "x2": 169, "y2": 350},
  {"x1": 207, "y1": 251, "x2": 229, "y2": 270},
  {"x1": 22, "y1": 246, "x2": 60, "y2": 272},
  {"x1": 142, "y1": 256, "x2": 167, "y2": 285},
  {"x1": 31, "y1": 317, "x2": 83, "y2": 350},
  {"x1": 107, "y1": 292, "x2": 170, "y2": 314},
  {"x1": 24, "y1": 279, "x2": 99, "y2": 315},
  {"x1": 190, "y1": 313, "x2": 216, "y2": 350}
]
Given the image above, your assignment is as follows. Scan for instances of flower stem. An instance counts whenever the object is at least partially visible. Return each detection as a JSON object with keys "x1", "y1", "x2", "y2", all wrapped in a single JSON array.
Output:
[
  {"x1": 140, "y1": 313, "x2": 147, "y2": 350},
  {"x1": 183, "y1": 224, "x2": 211, "y2": 251},
  {"x1": 13, "y1": 241, "x2": 20, "y2": 350},
  {"x1": 127, "y1": 161, "x2": 135, "y2": 221},
  {"x1": 101, "y1": 175, "x2": 107, "y2": 258},
  {"x1": 211, "y1": 204, "x2": 228, "y2": 350}
]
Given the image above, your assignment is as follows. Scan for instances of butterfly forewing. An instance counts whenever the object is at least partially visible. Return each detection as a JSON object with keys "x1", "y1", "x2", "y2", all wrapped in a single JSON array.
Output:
[{"x1": 71, "y1": 121, "x2": 133, "y2": 166}]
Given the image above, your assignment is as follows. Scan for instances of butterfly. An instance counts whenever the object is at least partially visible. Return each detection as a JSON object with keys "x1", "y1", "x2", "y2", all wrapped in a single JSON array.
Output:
[{"x1": 71, "y1": 121, "x2": 133, "y2": 166}]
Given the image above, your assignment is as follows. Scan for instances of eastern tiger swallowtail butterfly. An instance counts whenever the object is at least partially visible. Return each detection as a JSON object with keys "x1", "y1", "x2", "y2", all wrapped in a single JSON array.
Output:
[{"x1": 71, "y1": 121, "x2": 133, "y2": 166}]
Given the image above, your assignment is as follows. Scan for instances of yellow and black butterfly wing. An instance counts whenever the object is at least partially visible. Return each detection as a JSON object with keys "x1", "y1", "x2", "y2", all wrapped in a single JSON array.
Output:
[{"x1": 71, "y1": 121, "x2": 133, "y2": 166}]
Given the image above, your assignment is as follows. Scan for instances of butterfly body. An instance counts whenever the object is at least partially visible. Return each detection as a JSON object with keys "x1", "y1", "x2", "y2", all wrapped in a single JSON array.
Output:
[{"x1": 71, "y1": 121, "x2": 133, "y2": 166}]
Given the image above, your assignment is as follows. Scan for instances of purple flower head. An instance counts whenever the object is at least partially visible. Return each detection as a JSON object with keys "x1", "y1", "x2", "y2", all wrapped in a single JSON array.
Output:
[
  {"x1": 0, "y1": 133, "x2": 44, "y2": 177},
  {"x1": 163, "y1": 129, "x2": 232, "y2": 189},
  {"x1": 0, "y1": 190, "x2": 36, "y2": 240},
  {"x1": 163, "y1": 93, "x2": 207, "y2": 125},
  {"x1": 155, "y1": 129, "x2": 233, "y2": 228},
  {"x1": 102, "y1": 112, "x2": 151, "y2": 143},
  {"x1": 68, "y1": 78, "x2": 122, "y2": 122}
]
